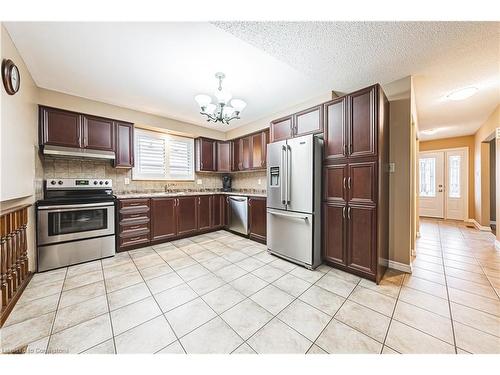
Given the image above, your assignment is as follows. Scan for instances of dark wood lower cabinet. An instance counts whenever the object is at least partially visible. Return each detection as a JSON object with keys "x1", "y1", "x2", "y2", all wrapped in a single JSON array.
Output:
[
  {"x1": 323, "y1": 202, "x2": 346, "y2": 266},
  {"x1": 118, "y1": 194, "x2": 267, "y2": 252},
  {"x1": 197, "y1": 196, "x2": 212, "y2": 231},
  {"x1": 347, "y1": 205, "x2": 377, "y2": 275},
  {"x1": 177, "y1": 197, "x2": 198, "y2": 236},
  {"x1": 151, "y1": 198, "x2": 177, "y2": 241},
  {"x1": 248, "y1": 197, "x2": 266, "y2": 243}
]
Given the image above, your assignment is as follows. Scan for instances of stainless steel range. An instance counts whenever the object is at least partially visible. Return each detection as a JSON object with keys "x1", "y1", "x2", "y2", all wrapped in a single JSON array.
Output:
[{"x1": 36, "y1": 178, "x2": 116, "y2": 272}]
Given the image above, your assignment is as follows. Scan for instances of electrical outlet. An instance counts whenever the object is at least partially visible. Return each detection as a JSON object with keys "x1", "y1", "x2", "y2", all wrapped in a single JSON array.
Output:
[
  {"x1": 388, "y1": 163, "x2": 395, "y2": 173},
  {"x1": 124, "y1": 178, "x2": 130, "y2": 185},
  {"x1": 258, "y1": 179, "x2": 262, "y2": 185},
  {"x1": 197, "y1": 179, "x2": 202, "y2": 185}
]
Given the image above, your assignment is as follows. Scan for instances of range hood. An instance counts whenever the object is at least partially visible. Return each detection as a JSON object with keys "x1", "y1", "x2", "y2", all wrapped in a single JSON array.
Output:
[{"x1": 42, "y1": 145, "x2": 115, "y2": 161}]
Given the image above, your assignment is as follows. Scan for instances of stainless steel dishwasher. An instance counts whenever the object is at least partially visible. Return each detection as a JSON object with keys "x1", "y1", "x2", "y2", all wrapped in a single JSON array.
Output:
[{"x1": 228, "y1": 196, "x2": 248, "y2": 235}]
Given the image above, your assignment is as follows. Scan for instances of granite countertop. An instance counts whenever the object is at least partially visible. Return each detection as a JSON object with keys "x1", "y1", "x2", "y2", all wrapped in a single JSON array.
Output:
[{"x1": 115, "y1": 190, "x2": 267, "y2": 199}]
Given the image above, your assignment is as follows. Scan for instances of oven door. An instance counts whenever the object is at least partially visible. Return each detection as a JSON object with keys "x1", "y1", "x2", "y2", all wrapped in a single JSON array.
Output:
[{"x1": 37, "y1": 202, "x2": 115, "y2": 245}]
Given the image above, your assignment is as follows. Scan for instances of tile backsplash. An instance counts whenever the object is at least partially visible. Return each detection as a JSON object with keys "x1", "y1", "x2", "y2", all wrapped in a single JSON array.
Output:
[{"x1": 38, "y1": 157, "x2": 267, "y2": 195}]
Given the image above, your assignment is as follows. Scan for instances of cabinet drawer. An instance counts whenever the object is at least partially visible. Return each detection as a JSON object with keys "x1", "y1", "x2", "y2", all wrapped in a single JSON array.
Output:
[
  {"x1": 120, "y1": 221, "x2": 150, "y2": 234},
  {"x1": 119, "y1": 199, "x2": 150, "y2": 209},
  {"x1": 119, "y1": 233, "x2": 150, "y2": 248},
  {"x1": 120, "y1": 212, "x2": 150, "y2": 221}
]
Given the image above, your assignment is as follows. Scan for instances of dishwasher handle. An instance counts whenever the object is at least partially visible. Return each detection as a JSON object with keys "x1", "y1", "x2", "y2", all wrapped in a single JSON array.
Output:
[{"x1": 229, "y1": 197, "x2": 247, "y2": 202}]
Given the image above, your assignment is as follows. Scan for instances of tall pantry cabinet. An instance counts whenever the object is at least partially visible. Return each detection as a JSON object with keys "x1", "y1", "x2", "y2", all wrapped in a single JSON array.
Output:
[{"x1": 322, "y1": 84, "x2": 390, "y2": 283}]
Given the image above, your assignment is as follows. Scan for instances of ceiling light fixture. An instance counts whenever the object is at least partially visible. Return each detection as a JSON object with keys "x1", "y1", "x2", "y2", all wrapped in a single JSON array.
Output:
[
  {"x1": 446, "y1": 87, "x2": 478, "y2": 101},
  {"x1": 195, "y1": 72, "x2": 246, "y2": 125}
]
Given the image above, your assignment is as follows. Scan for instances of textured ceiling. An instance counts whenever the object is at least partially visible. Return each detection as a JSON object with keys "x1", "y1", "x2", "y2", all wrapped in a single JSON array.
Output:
[{"x1": 214, "y1": 21, "x2": 500, "y2": 139}]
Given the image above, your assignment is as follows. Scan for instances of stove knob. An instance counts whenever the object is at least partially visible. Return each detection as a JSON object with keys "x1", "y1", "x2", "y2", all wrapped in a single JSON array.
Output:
[
  {"x1": 50, "y1": 180, "x2": 56, "y2": 185},
  {"x1": 99, "y1": 181, "x2": 104, "y2": 185},
  {"x1": 104, "y1": 181, "x2": 109, "y2": 185},
  {"x1": 93, "y1": 181, "x2": 98, "y2": 185},
  {"x1": 58, "y1": 180, "x2": 63, "y2": 185}
]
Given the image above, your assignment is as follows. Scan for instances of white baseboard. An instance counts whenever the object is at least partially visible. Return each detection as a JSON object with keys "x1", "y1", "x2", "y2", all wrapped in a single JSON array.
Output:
[
  {"x1": 387, "y1": 260, "x2": 412, "y2": 273},
  {"x1": 466, "y1": 218, "x2": 492, "y2": 232}
]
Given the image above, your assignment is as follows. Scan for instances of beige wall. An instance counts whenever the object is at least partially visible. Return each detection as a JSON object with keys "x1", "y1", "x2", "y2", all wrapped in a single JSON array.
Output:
[
  {"x1": 496, "y1": 138, "x2": 500, "y2": 242},
  {"x1": 419, "y1": 135, "x2": 476, "y2": 219},
  {"x1": 473, "y1": 105, "x2": 500, "y2": 227},
  {"x1": 490, "y1": 141, "x2": 496, "y2": 222},
  {"x1": 389, "y1": 98, "x2": 412, "y2": 266},
  {"x1": 0, "y1": 25, "x2": 39, "y2": 270}
]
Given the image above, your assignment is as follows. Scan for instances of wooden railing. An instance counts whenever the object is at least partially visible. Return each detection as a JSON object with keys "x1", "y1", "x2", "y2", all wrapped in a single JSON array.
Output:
[{"x1": 1, "y1": 204, "x2": 32, "y2": 326}]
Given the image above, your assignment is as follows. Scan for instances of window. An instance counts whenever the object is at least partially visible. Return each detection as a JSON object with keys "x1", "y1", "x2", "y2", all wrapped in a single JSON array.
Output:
[
  {"x1": 419, "y1": 157, "x2": 436, "y2": 197},
  {"x1": 448, "y1": 155, "x2": 461, "y2": 198},
  {"x1": 132, "y1": 128, "x2": 194, "y2": 181}
]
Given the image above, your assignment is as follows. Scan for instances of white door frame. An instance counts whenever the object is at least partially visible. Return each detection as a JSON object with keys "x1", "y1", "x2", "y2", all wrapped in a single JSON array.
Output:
[{"x1": 419, "y1": 147, "x2": 469, "y2": 221}]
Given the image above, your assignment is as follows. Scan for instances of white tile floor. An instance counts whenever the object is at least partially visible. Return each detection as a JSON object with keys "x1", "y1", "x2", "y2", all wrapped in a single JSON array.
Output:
[{"x1": 1, "y1": 220, "x2": 499, "y2": 354}]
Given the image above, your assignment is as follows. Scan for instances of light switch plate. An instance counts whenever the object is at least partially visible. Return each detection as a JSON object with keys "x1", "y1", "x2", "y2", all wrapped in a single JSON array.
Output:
[
  {"x1": 197, "y1": 179, "x2": 202, "y2": 185},
  {"x1": 124, "y1": 178, "x2": 130, "y2": 185}
]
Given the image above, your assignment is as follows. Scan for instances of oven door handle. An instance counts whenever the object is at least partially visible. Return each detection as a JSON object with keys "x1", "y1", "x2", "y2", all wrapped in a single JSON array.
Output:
[{"x1": 37, "y1": 202, "x2": 115, "y2": 210}]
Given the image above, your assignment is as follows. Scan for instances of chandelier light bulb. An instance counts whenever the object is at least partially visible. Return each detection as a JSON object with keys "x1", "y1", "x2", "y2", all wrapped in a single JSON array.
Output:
[
  {"x1": 195, "y1": 94, "x2": 212, "y2": 108},
  {"x1": 231, "y1": 99, "x2": 247, "y2": 112}
]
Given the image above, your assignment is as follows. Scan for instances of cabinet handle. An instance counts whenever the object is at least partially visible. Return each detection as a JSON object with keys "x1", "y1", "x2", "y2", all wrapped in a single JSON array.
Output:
[
  {"x1": 344, "y1": 145, "x2": 348, "y2": 156},
  {"x1": 127, "y1": 202, "x2": 142, "y2": 207},
  {"x1": 128, "y1": 225, "x2": 142, "y2": 230},
  {"x1": 129, "y1": 236, "x2": 143, "y2": 242},
  {"x1": 347, "y1": 207, "x2": 351, "y2": 220},
  {"x1": 129, "y1": 214, "x2": 141, "y2": 218},
  {"x1": 342, "y1": 207, "x2": 346, "y2": 219},
  {"x1": 348, "y1": 177, "x2": 351, "y2": 189},
  {"x1": 343, "y1": 177, "x2": 347, "y2": 189},
  {"x1": 349, "y1": 144, "x2": 353, "y2": 155}
]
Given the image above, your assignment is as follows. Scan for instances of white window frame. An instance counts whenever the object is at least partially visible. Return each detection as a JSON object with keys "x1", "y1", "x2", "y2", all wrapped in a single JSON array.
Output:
[{"x1": 132, "y1": 128, "x2": 195, "y2": 181}]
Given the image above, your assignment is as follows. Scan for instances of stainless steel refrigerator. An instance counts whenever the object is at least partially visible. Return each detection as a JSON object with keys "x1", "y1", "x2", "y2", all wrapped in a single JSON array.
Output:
[{"x1": 266, "y1": 134, "x2": 323, "y2": 269}]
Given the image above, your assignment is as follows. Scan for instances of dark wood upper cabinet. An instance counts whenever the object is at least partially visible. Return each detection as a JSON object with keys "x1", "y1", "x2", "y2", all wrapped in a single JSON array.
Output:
[
  {"x1": 151, "y1": 198, "x2": 177, "y2": 241},
  {"x1": 196, "y1": 138, "x2": 217, "y2": 172},
  {"x1": 294, "y1": 105, "x2": 323, "y2": 137},
  {"x1": 232, "y1": 140, "x2": 241, "y2": 171},
  {"x1": 176, "y1": 196, "x2": 198, "y2": 236},
  {"x1": 82, "y1": 115, "x2": 114, "y2": 151},
  {"x1": 40, "y1": 106, "x2": 81, "y2": 148},
  {"x1": 348, "y1": 85, "x2": 377, "y2": 158},
  {"x1": 324, "y1": 97, "x2": 347, "y2": 161},
  {"x1": 323, "y1": 202, "x2": 346, "y2": 266},
  {"x1": 217, "y1": 141, "x2": 231, "y2": 172},
  {"x1": 270, "y1": 115, "x2": 293, "y2": 143},
  {"x1": 248, "y1": 197, "x2": 266, "y2": 243},
  {"x1": 114, "y1": 122, "x2": 134, "y2": 168},
  {"x1": 240, "y1": 137, "x2": 251, "y2": 170},
  {"x1": 347, "y1": 205, "x2": 377, "y2": 275},
  {"x1": 250, "y1": 130, "x2": 268, "y2": 169},
  {"x1": 197, "y1": 195, "x2": 212, "y2": 231}
]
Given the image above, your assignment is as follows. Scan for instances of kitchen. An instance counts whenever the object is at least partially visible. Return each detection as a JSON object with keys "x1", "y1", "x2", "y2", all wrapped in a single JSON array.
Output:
[{"x1": 1, "y1": 15, "x2": 499, "y2": 361}]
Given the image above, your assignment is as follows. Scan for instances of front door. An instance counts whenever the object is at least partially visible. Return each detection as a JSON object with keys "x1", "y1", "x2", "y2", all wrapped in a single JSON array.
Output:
[
  {"x1": 418, "y1": 149, "x2": 467, "y2": 220},
  {"x1": 419, "y1": 152, "x2": 445, "y2": 218}
]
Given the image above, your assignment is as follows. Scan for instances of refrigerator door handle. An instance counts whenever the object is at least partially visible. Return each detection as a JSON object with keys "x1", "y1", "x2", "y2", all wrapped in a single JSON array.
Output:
[
  {"x1": 286, "y1": 144, "x2": 291, "y2": 204},
  {"x1": 269, "y1": 211, "x2": 309, "y2": 221},
  {"x1": 281, "y1": 145, "x2": 287, "y2": 204}
]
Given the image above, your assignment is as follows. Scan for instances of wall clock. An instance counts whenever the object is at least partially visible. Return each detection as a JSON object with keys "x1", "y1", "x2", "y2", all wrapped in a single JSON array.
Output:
[{"x1": 2, "y1": 59, "x2": 20, "y2": 95}]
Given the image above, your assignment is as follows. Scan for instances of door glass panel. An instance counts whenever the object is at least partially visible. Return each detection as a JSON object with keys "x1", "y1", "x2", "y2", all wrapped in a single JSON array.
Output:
[
  {"x1": 419, "y1": 158, "x2": 436, "y2": 197},
  {"x1": 49, "y1": 208, "x2": 108, "y2": 235},
  {"x1": 448, "y1": 155, "x2": 461, "y2": 198}
]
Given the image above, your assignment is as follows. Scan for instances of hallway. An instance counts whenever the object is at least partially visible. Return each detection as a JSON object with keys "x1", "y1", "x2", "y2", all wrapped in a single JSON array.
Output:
[{"x1": 411, "y1": 218, "x2": 500, "y2": 353}]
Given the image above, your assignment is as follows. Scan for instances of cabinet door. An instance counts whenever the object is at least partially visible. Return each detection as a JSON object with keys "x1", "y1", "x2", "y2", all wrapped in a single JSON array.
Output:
[
  {"x1": 248, "y1": 197, "x2": 266, "y2": 242},
  {"x1": 197, "y1": 195, "x2": 212, "y2": 231},
  {"x1": 217, "y1": 141, "x2": 231, "y2": 172},
  {"x1": 250, "y1": 131, "x2": 267, "y2": 169},
  {"x1": 324, "y1": 98, "x2": 347, "y2": 161},
  {"x1": 348, "y1": 85, "x2": 377, "y2": 158},
  {"x1": 196, "y1": 138, "x2": 217, "y2": 171},
  {"x1": 114, "y1": 122, "x2": 134, "y2": 168},
  {"x1": 176, "y1": 196, "x2": 198, "y2": 235},
  {"x1": 270, "y1": 116, "x2": 293, "y2": 143},
  {"x1": 348, "y1": 161, "x2": 377, "y2": 205},
  {"x1": 323, "y1": 202, "x2": 346, "y2": 266},
  {"x1": 324, "y1": 164, "x2": 347, "y2": 203},
  {"x1": 294, "y1": 105, "x2": 323, "y2": 137},
  {"x1": 232, "y1": 140, "x2": 241, "y2": 171},
  {"x1": 151, "y1": 198, "x2": 177, "y2": 241},
  {"x1": 212, "y1": 195, "x2": 223, "y2": 228},
  {"x1": 40, "y1": 106, "x2": 81, "y2": 148},
  {"x1": 347, "y1": 205, "x2": 376, "y2": 275},
  {"x1": 82, "y1": 115, "x2": 114, "y2": 151},
  {"x1": 240, "y1": 137, "x2": 251, "y2": 170}
]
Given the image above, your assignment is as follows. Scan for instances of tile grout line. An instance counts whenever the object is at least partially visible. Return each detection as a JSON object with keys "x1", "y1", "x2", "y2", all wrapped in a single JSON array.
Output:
[
  {"x1": 380, "y1": 274, "x2": 404, "y2": 354},
  {"x1": 99, "y1": 259, "x2": 117, "y2": 354},
  {"x1": 45, "y1": 266, "x2": 68, "y2": 354}
]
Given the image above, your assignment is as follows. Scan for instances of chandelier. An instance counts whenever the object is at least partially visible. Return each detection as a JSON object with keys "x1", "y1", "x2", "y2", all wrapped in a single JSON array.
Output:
[{"x1": 194, "y1": 72, "x2": 247, "y2": 125}]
